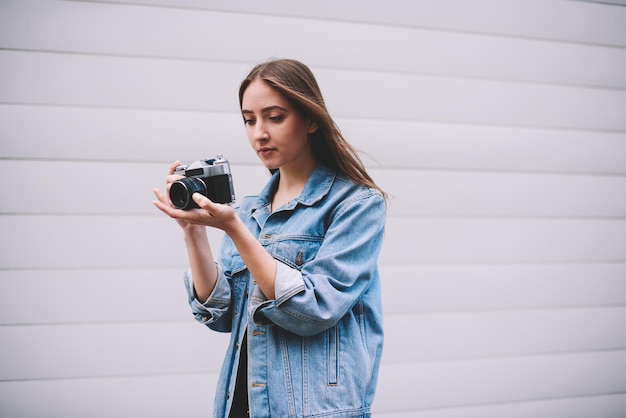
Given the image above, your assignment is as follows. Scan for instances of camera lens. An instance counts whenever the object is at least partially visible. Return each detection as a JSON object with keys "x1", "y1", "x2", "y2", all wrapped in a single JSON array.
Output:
[{"x1": 169, "y1": 177, "x2": 207, "y2": 210}]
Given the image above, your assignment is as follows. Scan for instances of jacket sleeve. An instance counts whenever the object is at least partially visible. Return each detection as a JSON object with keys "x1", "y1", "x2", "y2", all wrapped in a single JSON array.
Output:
[
  {"x1": 183, "y1": 234, "x2": 236, "y2": 333},
  {"x1": 249, "y1": 189, "x2": 386, "y2": 336}
]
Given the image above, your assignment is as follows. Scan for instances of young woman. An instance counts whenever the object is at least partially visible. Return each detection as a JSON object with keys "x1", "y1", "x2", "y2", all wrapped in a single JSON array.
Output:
[{"x1": 153, "y1": 59, "x2": 386, "y2": 418}]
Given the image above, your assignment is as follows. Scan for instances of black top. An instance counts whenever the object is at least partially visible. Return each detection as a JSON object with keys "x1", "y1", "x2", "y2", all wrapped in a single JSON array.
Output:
[{"x1": 229, "y1": 333, "x2": 249, "y2": 418}]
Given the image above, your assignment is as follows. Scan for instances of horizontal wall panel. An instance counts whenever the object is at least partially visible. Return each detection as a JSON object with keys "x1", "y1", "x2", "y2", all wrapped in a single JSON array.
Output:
[
  {"x1": 0, "y1": 50, "x2": 245, "y2": 113},
  {"x1": 2, "y1": 0, "x2": 625, "y2": 88},
  {"x1": 341, "y1": 119, "x2": 626, "y2": 175},
  {"x1": 374, "y1": 350, "x2": 626, "y2": 412},
  {"x1": 0, "y1": 105, "x2": 254, "y2": 164},
  {"x1": 0, "y1": 160, "x2": 269, "y2": 216},
  {"x1": 0, "y1": 215, "x2": 220, "y2": 270},
  {"x1": 3, "y1": 307, "x2": 624, "y2": 380},
  {"x1": 377, "y1": 169, "x2": 626, "y2": 218},
  {"x1": 79, "y1": 0, "x2": 626, "y2": 47},
  {"x1": 1, "y1": 371, "x2": 625, "y2": 418},
  {"x1": 2, "y1": 216, "x2": 625, "y2": 269},
  {"x1": 383, "y1": 307, "x2": 626, "y2": 364},
  {"x1": 1, "y1": 322, "x2": 228, "y2": 380},
  {"x1": 3, "y1": 263, "x2": 624, "y2": 326},
  {"x1": 3, "y1": 51, "x2": 625, "y2": 131},
  {"x1": 375, "y1": 393, "x2": 626, "y2": 418},
  {"x1": 382, "y1": 218, "x2": 626, "y2": 265},
  {"x1": 381, "y1": 263, "x2": 626, "y2": 314},
  {"x1": 0, "y1": 374, "x2": 217, "y2": 418},
  {"x1": 317, "y1": 69, "x2": 626, "y2": 131},
  {"x1": 3, "y1": 160, "x2": 625, "y2": 218},
  {"x1": 0, "y1": 268, "x2": 192, "y2": 325},
  {"x1": 2, "y1": 369, "x2": 624, "y2": 418},
  {"x1": 2, "y1": 263, "x2": 624, "y2": 326},
  {"x1": 4, "y1": 105, "x2": 626, "y2": 175}
]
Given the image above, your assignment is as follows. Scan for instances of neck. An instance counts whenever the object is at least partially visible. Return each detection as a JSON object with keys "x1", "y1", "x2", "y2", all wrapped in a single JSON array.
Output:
[{"x1": 272, "y1": 159, "x2": 317, "y2": 210}]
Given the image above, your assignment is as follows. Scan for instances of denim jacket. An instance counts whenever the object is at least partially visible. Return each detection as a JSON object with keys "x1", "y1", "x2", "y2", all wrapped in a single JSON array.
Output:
[{"x1": 184, "y1": 164, "x2": 386, "y2": 418}]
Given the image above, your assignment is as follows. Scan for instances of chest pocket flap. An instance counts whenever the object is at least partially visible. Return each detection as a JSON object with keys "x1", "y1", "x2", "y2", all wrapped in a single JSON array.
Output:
[{"x1": 271, "y1": 237, "x2": 323, "y2": 271}]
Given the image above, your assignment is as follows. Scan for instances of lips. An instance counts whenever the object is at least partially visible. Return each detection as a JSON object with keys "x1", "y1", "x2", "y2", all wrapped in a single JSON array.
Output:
[{"x1": 258, "y1": 147, "x2": 276, "y2": 157}]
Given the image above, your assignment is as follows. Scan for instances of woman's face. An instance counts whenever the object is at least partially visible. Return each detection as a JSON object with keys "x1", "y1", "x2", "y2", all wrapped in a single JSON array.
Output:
[{"x1": 241, "y1": 80, "x2": 318, "y2": 171}]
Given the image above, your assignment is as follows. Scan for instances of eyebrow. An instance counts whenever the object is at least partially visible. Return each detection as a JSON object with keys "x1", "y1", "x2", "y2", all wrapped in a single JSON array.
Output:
[{"x1": 241, "y1": 105, "x2": 290, "y2": 115}]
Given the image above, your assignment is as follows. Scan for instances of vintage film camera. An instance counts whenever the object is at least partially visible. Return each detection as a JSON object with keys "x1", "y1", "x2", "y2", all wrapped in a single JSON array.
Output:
[{"x1": 169, "y1": 155, "x2": 235, "y2": 210}]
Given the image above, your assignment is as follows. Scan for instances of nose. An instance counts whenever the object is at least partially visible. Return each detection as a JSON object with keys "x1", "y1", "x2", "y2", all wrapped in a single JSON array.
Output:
[{"x1": 253, "y1": 120, "x2": 269, "y2": 143}]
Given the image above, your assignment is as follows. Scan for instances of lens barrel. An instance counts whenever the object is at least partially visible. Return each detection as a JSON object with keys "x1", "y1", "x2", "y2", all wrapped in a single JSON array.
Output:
[{"x1": 169, "y1": 177, "x2": 206, "y2": 210}]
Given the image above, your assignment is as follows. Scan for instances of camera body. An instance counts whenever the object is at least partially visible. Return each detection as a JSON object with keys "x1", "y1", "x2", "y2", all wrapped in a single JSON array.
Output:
[{"x1": 169, "y1": 155, "x2": 235, "y2": 210}]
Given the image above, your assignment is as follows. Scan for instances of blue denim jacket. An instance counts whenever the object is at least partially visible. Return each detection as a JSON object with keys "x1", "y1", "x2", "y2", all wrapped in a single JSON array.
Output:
[{"x1": 184, "y1": 164, "x2": 386, "y2": 418}]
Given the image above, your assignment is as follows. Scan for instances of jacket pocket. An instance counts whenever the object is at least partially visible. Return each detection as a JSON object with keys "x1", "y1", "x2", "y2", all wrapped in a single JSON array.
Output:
[
  {"x1": 271, "y1": 236, "x2": 323, "y2": 271},
  {"x1": 328, "y1": 325, "x2": 339, "y2": 385}
]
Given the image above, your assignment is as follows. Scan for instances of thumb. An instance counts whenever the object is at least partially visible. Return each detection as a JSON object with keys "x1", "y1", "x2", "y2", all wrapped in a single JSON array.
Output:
[{"x1": 192, "y1": 192, "x2": 211, "y2": 207}]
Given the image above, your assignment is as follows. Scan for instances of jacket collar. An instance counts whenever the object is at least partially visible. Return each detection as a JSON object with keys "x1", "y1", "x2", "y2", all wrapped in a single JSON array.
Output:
[{"x1": 254, "y1": 163, "x2": 336, "y2": 211}]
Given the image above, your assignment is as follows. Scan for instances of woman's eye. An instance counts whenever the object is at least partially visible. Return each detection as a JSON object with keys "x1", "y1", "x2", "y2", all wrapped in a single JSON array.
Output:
[
  {"x1": 244, "y1": 119, "x2": 255, "y2": 125},
  {"x1": 269, "y1": 115, "x2": 284, "y2": 122}
]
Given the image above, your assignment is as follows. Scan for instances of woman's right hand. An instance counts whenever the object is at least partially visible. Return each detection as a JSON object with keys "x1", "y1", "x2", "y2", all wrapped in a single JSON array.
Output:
[
  {"x1": 153, "y1": 159, "x2": 240, "y2": 240},
  {"x1": 153, "y1": 161, "x2": 217, "y2": 301},
  {"x1": 152, "y1": 160, "x2": 197, "y2": 230}
]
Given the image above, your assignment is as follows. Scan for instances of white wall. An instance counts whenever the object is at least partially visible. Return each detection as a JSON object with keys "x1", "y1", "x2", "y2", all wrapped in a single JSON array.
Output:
[{"x1": 1, "y1": 0, "x2": 626, "y2": 416}]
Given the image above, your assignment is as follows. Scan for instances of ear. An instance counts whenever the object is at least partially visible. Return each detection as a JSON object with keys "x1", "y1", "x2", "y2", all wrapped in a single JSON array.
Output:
[{"x1": 307, "y1": 120, "x2": 318, "y2": 134}]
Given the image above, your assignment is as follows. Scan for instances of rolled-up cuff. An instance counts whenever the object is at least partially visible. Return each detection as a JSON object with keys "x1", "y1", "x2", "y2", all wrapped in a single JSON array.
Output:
[
  {"x1": 184, "y1": 266, "x2": 231, "y2": 325},
  {"x1": 249, "y1": 260, "x2": 306, "y2": 326}
]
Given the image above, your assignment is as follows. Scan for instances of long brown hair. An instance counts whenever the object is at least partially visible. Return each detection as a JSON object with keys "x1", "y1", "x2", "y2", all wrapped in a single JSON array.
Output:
[{"x1": 239, "y1": 59, "x2": 387, "y2": 198}]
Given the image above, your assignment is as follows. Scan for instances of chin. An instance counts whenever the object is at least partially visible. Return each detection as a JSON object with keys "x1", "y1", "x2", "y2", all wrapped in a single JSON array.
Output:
[
  {"x1": 259, "y1": 157, "x2": 280, "y2": 171},
  {"x1": 262, "y1": 162, "x2": 279, "y2": 171}
]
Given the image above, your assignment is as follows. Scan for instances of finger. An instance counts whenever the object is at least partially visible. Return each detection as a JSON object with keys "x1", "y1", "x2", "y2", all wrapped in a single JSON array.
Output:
[
  {"x1": 152, "y1": 188, "x2": 172, "y2": 210},
  {"x1": 154, "y1": 188, "x2": 182, "y2": 214},
  {"x1": 166, "y1": 161, "x2": 184, "y2": 186},
  {"x1": 192, "y1": 192, "x2": 213, "y2": 209},
  {"x1": 166, "y1": 174, "x2": 183, "y2": 181},
  {"x1": 165, "y1": 175, "x2": 184, "y2": 192},
  {"x1": 168, "y1": 160, "x2": 182, "y2": 175},
  {"x1": 153, "y1": 192, "x2": 187, "y2": 218},
  {"x1": 153, "y1": 187, "x2": 167, "y2": 202},
  {"x1": 153, "y1": 187, "x2": 173, "y2": 204},
  {"x1": 152, "y1": 196, "x2": 171, "y2": 214}
]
